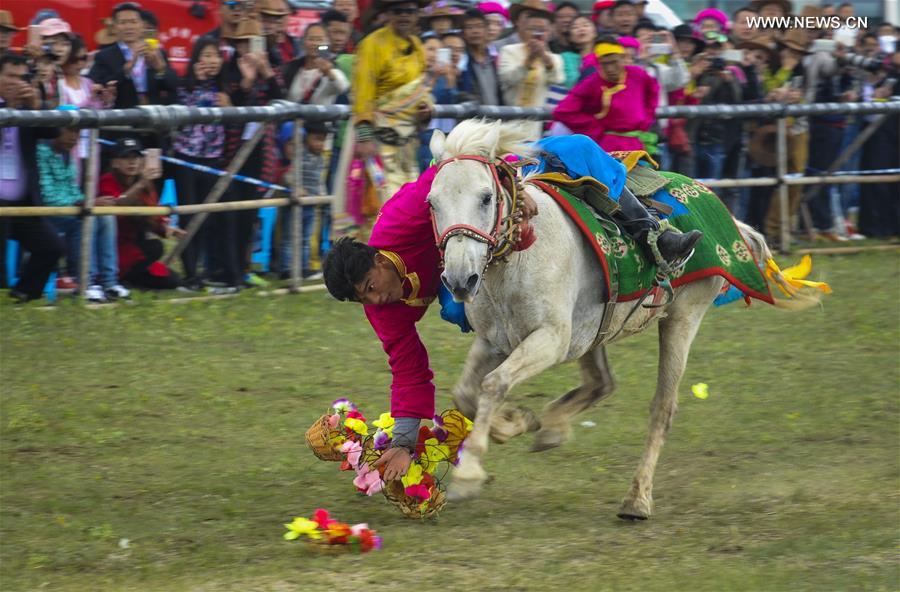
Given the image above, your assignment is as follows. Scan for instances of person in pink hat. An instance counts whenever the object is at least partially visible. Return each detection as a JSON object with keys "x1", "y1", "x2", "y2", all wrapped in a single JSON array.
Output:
[
  {"x1": 476, "y1": 2, "x2": 509, "y2": 44},
  {"x1": 40, "y1": 18, "x2": 73, "y2": 63},
  {"x1": 693, "y1": 8, "x2": 729, "y2": 36}
]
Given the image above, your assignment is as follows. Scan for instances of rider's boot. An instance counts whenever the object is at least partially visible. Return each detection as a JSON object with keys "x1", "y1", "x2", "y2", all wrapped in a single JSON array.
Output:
[{"x1": 615, "y1": 186, "x2": 703, "y2": 268}]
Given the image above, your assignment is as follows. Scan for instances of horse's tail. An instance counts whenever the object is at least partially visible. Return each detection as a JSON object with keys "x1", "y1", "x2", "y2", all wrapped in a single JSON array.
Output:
[{"x1": 735, "y1": 220, "x2": 830, "y2": 311}]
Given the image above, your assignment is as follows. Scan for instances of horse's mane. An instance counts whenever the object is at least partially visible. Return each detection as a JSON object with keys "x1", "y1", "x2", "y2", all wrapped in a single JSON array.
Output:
[{"x1": 441, "y1": 119, "x2": 537, "y2": 160}]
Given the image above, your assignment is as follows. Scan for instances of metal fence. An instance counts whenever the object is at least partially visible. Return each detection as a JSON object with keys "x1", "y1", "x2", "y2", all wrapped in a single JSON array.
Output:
[{"x1": 1, "y1": 99, "x2": 898, "y2": 296}]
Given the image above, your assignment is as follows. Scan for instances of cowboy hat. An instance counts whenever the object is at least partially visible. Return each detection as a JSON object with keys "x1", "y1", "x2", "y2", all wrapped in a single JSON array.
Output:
[
  {"x1": 223, "y1": 17, "x2": 264, "y2": 40},
  {"x1": 376, "y1": 0, "x2": 431, "y2": 10},
  {"x1": 508, "y1": 0, "x2": 554, "y2": 25},
  {"x1": 780, "y1": 27, "x2": 810, "y2": 53},
  {"x1": 257, "y1": 0, "x2": 292, "y2": 16},
  {"x1": 0, "y1": 10, "x2": 20, "y2": 32}
]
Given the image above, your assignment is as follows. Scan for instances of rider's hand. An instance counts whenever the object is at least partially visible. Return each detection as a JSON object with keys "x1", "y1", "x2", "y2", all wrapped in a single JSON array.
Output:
[{"x1": 373, "y1": 446, "x2": 412, "y2": 481}]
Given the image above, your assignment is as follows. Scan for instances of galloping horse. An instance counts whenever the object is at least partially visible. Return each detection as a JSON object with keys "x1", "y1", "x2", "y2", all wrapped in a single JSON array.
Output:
[{"x1": 427, "y1": 120, "x2": 818, "y2": 519}]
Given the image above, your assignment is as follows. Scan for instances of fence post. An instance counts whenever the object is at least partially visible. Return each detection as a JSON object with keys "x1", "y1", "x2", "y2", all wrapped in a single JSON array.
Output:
[
  {"x1": 77, "y1": 128, "x2": 100, "y2": 297},
  {"x1": 290, "y1": 119, "x2": 303, "y2": 293},
  {"x1": 776, "y1": 117, "x2": 790, "y2": 254}
]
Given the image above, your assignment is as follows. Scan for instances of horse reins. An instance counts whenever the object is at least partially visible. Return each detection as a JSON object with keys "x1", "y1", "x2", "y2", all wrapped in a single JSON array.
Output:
[{"x1": 431, "y1": 154, "x2": 525, "y2": 264}]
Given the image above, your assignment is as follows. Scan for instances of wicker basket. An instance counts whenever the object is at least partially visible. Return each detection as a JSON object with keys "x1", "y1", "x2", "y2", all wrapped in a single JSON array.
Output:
[
  {"x1": 305, "y1": 415, "x2": 345, "y2": 461},
  {"x1": 382, "y1": 479, "x2": 446, "y2": 519}
]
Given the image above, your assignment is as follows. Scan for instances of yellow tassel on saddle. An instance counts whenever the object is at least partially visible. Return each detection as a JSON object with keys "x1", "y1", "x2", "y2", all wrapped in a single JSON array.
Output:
[{"x1": 765, "y1": 255, "x2": 832, "y2": 298}]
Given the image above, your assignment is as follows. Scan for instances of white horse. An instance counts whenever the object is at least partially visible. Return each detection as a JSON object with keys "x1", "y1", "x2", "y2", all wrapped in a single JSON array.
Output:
[{"x1": 427, "y1": 119, "x2": 817, "y2": 519}]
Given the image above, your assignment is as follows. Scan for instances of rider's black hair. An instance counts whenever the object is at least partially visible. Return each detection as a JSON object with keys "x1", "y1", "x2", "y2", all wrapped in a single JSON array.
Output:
[{"x1": 323, "y1": 237, "x2": 379, "y2": 302}]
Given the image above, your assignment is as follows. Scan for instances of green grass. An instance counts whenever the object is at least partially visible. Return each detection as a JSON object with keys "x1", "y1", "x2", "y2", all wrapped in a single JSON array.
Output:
[{"x1": 1, "y1": 251, "x2": 898, "y2": 592}]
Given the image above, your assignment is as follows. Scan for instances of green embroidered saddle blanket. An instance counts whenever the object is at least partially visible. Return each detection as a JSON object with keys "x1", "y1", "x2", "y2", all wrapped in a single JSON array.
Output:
[{"x1": 528, "y1": 172, "x2": 774, "y2": 304}]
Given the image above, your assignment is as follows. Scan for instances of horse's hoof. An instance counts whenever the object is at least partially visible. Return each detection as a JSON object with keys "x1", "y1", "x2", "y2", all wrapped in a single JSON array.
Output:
[
  {"x1": 490, "y1": 405, "x2": 541, "y2": 444},
  {"x1": 447, "y1": 477, "x2": 484, "y2": 502},
  {"x1": 529, "y1": 426, "x2": 569, "y2": 452},
  {"x1": 617, "y1": 496, "x2": 652, "y2": 521}
]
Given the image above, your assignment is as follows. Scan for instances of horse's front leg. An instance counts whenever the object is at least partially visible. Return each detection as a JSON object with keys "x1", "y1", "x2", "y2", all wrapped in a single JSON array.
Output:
[
  {"x1": 450, "y1": 325, "x2": 570, "y2": 501},
  {"x1": 452, "y1": 336, "x2": 505, "y2": 420}
]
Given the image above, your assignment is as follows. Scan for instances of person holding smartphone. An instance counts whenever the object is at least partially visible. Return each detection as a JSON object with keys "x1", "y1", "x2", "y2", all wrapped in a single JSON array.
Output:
[
  {"x1": 498, "y1": 2, "x2": 564, "y2": 138},
  {"x1": 98, "y1": 138, "x2": 183, "y2": 292},
  {"x1": 283, "y1": 22, "x2": 349, "y2": 106}
]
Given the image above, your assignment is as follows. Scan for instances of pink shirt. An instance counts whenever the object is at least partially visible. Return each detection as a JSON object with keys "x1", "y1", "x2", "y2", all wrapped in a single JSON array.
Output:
[
  {"x1": 553, "y1": 64, "x2": 659, "y2": 152},
  {"x1": 364, "y1": 167, "x2": 442, "y2": 420}
]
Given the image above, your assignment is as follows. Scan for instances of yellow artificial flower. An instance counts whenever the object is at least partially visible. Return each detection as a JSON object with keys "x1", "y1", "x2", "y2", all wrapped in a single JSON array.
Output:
[
  {"x1": 283, "y1": 517, "x2": 322, "y2": 540},
  {"x1": 401, "y1": 461, "x2": 424, "y2": 488},
  {"x1": 766, "y1": 256, "x2": 832, "y2": 297},
  {"x1": 691, "y1": 383, "x2": 709, "y2": 400},
  {"x1": 420, "y1": 438, "x2": 450, "y2": 474},
  {"x1": 344, "y1": 417, "x2": 369, "y2": 436},
  {"x1": 372, "y1": 412, "x2": 394, "y2": 437}
]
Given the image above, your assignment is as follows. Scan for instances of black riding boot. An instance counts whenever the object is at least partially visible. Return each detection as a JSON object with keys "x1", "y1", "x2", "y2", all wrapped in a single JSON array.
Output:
[{"x1": 615, "y1": 187, "x2": 703, "y2": 267}]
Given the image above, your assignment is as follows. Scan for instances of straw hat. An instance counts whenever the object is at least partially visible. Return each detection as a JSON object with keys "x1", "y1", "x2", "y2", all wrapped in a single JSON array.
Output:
[
  {"x1": 257, "y1": 0, "x2": 291, "y2": 16},
  {"x1": 780, "y1": 27, "x2": 810, "y2": 53},
  {"x1": 508, "y1": 0, "x2": 554, "y2": 24},
  {"x1": 0, "y1": 10, "x2": 21, "y2": 32},
  {"x1": 224, "y1": 17, "x2": 264, "y2": 40},
  {"x1": 420, "y1": 2, "x2": 464, "y2": 24}
]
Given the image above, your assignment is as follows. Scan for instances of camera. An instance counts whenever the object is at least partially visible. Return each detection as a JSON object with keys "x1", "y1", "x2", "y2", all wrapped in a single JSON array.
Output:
[
  {"x1": 839, "y1": 51, "x2": 885, "y2": 72},
  {"x1": 317, "y1": 44, "x2": 333, "y2": 60},
  {"x1": 710, "y1": 56, "x2": 726, "y2": 71}
]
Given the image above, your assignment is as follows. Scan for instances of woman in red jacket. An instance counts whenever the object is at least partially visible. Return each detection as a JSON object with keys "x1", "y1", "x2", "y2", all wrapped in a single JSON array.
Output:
[{"x1": 98, "y1": 137, "x2": 183, "y2": 290}]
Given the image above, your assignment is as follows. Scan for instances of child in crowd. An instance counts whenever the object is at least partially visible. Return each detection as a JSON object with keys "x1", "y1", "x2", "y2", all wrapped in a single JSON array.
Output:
[
  {"x1": 98, "y1": 137, "x2": 183, "y2": 290},
  {"x1": 278, "y1": 121, "x2": 330, "y2": 280},
  {"x1": 38, "y1": 118, "x2": 130, "y2": 302}
]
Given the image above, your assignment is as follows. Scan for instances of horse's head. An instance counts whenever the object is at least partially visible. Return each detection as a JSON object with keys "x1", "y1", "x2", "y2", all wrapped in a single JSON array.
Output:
[{"x1": 428, "y1": 120, "x2": 536, "y2": 303}]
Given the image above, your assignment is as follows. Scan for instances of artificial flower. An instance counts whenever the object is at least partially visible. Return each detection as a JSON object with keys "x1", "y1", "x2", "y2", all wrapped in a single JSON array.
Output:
[
  {"x1": 353, "y1": 463, "x2": 384, "y2": 496},
  {"x1": 359, "y1": 529, "x2": 379, "y2": 552},
  {"x1": 283, "y1": 517, "x2": 322, "y2": 540},
  {"x1": 312, "y1": 508, "x2": 334, "y2": 530},
  {"x1": 341, "y1": 440, "x2": 363, "y2": 469},
  {"x1": 372, "y1": 412, "x2": 395, "y2": 436},
  {"x1": 331, "y1": 398, "x2": 356, "y2": 413},
  {"x1": 326, "y1": 414, "x2": 341, "y2": 429},
  {"x1": 350, "y1": 523, "x2": 369, "y2": 536},
  {"x1": 344, "y1": 417, "x2": 369, "y2": 436},
  {"x1": 401, "y1": 461, "x2": 424, "y2": 488},
  {"x1": 441, "y1": 410, "x2": 474, "y2": 454},
  {"x1": 373, "y1": 429, "x2": 392, "y2": 450},
  {"x1": 346, "y1": 410, "x2": 367, "y2": 423},
  {"x1": 414, "y1": 426, "x2": 433, "y2": 458},
  {"x1": 404, "y1": 483, "x2": 432, "y2": 501},
  {"x1": 692, "y1": 383, "x2": 709, "y2": 400},
  {"x1": 419, "y1": 438, "x2": 450, "y2": 474},
  {"x1": 326, "y1": 521, "x2": 352, "y2": 544}
]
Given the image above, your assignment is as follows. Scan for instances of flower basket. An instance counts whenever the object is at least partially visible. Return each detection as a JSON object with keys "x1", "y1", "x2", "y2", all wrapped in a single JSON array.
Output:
[
  {"x1": 381, "y1": 479, "x2": 446, "y2": 519},
  {"x1": 305, "y1": 414, "x2": 345, "y2": 461}
]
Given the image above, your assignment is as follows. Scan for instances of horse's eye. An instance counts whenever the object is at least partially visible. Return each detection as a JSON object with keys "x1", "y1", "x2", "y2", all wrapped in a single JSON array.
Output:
[{"x1": 481, "y1": 193, "x2": 492, "y2": 206}]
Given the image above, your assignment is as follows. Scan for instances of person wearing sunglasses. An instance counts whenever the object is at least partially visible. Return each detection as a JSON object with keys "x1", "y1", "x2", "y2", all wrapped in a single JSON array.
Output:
[{"x1": 347, "y1": 0, "x2": 432, "y2": 200}]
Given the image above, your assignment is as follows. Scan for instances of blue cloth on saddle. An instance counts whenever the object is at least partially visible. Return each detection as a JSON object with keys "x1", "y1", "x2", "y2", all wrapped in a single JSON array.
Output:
[
  {"x1": 521, "y1": 135, "x2": 628, "y2": 201},
  {"x1": 646, "y1": 186, "x2": 691, "y2": 220},
  {"x1": 439, "y1": 283, "x2": 472, "y2": 333}
]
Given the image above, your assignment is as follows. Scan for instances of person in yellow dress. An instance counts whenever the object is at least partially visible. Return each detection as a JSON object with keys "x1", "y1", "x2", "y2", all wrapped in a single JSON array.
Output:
[{"x1": 351, "y1": 0, "x2": 433, "y2": 197}]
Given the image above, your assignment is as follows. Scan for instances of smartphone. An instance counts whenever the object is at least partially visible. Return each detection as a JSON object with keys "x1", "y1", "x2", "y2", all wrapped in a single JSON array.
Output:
[
  {"x1": 249, "y1": 35, "x2": 266, "y2": 55},
  {"x1": 531, "y1": 29, "x2": 545, "y2": 42},
  {"x1": 435, "y1": 47, "x2": 451, "y2": 66},
  {"x1": 647, "y1": 43, "x2": 672, "y2": 56},
  {"x1": 721, "y1": 49, "x2": 744, "y2": 63},
  {"x1": 317, "y1": 44, "x2": 330, "y2": 57},
  {"x1": 27, "y1": 25, "x2": 42, "y2": 48},
  {"x1": 144, "y1": 148, "x2": 162, "y2": 179},
  {"x1": 145, "y1": 38, "x2": 159, "y2": 50}
]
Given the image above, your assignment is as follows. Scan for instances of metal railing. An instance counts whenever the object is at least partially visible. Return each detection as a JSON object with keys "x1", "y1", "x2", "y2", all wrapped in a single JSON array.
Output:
[{"x1": 1, "y1": 99, "x2": 898, "y2": 297}]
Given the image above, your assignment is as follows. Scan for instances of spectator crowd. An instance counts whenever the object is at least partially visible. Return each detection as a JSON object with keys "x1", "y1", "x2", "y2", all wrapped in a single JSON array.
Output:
[{"x1": 0, "y1": 0, "x2": 897, "y2": 303}]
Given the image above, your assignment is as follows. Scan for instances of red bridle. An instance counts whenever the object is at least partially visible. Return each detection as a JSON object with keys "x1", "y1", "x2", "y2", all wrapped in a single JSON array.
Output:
[{"x1": 431, "y1": 154, "x2": 514, "y2": 260}]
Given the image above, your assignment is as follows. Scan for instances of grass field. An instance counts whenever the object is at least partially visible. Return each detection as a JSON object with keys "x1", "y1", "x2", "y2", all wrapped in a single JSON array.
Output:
[{"x1": 1, "y1": 250, "x2": 898, "y2": 592}]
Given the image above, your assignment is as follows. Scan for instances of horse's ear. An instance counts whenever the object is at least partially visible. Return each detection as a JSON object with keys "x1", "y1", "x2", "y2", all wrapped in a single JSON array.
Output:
[{"x1": 430, "y1": 129, "x2": 447, "y2": 163}]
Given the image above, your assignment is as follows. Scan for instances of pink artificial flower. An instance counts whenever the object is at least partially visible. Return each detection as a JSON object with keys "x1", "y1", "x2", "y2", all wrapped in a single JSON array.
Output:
[
  {"x1": 312, "y1": 508, "x2": 333, "y2": 530},
  {"x1": 350, "y1": 523, "x2": 369, "y2": 536},
  {"x1": 340, "y1": 440, "x2": 363, "y2": 469},
  {"x1": 353, "y1": 463, "x2": 384, "y2": 496},
  {"x1": 327, "y1": 414, "x2": 340, "y2": 429}
]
